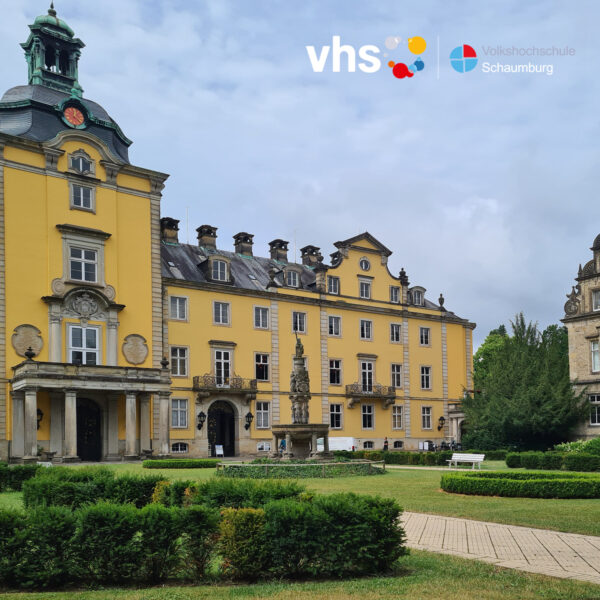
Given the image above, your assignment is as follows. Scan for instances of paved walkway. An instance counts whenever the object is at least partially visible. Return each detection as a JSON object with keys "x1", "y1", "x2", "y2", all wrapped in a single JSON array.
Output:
[{"x1": 401, "y1": 512, "x2": 600, "y2": 585}]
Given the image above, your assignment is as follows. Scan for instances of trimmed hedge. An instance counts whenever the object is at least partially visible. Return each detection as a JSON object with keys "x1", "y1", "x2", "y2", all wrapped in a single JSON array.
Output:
[
  {"x1": 0, "y1": 464, "x2": 41, "y2": 492},
  {"x1": 563, "y1": 453, "x2": 600, "y2": 472},
  {"x1": 220, "y1": 461, "x2": 385, "y2": 479},
  {"x1": 143, "y1": 459, "x2": 220, "y2": 469},
  {"x1": 333, "y1": 450, "x2": 454, "y2": 466},
  {"x1": 441, "y1": 470, "x2": 600, "y2": 499},
  {"x1": 505, "y1": 451, "x2": 599, "y2": 472}
]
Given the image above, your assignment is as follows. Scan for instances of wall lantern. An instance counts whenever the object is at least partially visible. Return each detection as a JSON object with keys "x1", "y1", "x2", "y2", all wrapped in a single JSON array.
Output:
[
  {"x1": 437, "y1": 415, "x2": 446, "y2": 431},
  {"x1": 197, "y1": 411, "x2": 206, "y2": 430},
  {"x1": 36, "y1": 408, "x2": 44, "y2": 430},
  {"x1": 245, "y1": 411, "x2": 254, "y2": 430}
]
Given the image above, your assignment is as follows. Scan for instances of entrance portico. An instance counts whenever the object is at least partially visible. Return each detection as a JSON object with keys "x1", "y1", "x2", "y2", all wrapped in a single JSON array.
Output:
[{"x1": 10, "y1": 358, "x2": 171, "y2": 462}]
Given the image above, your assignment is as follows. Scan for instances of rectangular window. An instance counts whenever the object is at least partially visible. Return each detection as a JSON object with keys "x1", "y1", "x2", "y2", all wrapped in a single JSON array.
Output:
[
  {"x1": 169, "y1": 296, "x2": 187, "y2": 320},
  {"x1": 391, "y1": 363, "x2": 402, "y2": 388},
  {"x1": 359, "y1": 280, "x2": 371, "y2": 299},
  {"x1": 390, "y1": 323, "x2": 401, "y2": 343},
  {"x1": 422, "y1": 406, "x2": 432, "y2": 430},
  {"x1": 590, "y1": 394, "x2": 600, "y2": 425},
  {"x1": 256, "y1": 401, "x2": 270, "y2": 429},
  {"x1": 254, "y1": 306, "x2": 269, "y2": 329},
  {"x1": 214, "y1": 349, "x2": 231, "y2": 386},
  {"x1": 213, "y1": 301, "x2": 230, "y2": 325},
  {"x1": 255, "y1": 353, "x2": 270, "y2": 381},
  {"x1": 69, "y1": 247, "x2": 97, "y2": 282},
  {"x1": 72, "y1": 184, "x2": 93, "y2": 210},
  {"x1": 420, "y1": 327, "x2": 431, "y2": 346},
  {"x1": 292, "y1": 311, "x2": 306, "y2": 334},
  {"x1": 361, "y1": 361, "x2": 373, "y2": 393},
  {"x1": 257, "y1": 441, "x2": 271, "y2": 452},
  {"x1": 328, "y1": 315, "x2": 341, "y2": 336},
  {"x1": 392, "y1": 405, "x2": 403, "y2": 429},
  {"x1": 420, "y1": 366, "x2": 431, "y2": 390},
  {"x1": 171, "y1": 399, "x2": 188, "y2": 428},
  {"x1": 170, "y1": 347, "x2": 188, "y2": 376},
  {"x1": 593, "y1": 291, "x2": 600, "y2": 311},
  {"x1": 413, "y1": 290, "x2": 423, "y2": 305},
  {"x1": 360, "y1": 319, "x2": 373, "y2": 340},
  {"x1": 362, "y1": 404, "x2": 374, "y2": 429},
  {"x1": 328, "y1": 276, "x2": 340, "y2": 295},
  {"x1": 330, "y1": 404, "x2": 342, "y2": 429},
  {"x1": 212, "y1": 260, "x2": 227, "y2": 281},
  {"x1": 390, "y1": 286, "x2": 400, "y2": 303},
  {"x1": 286, "y1": 271, "x2": 299, "y2": 287},
  {"x1": 592, "y1": 341, "x2": 600, "y2": 373},
  {"x1": 329, "y1": 359, "x2": 342, "y2": 385},
  {"x1": 68, "y1": 325, "x2": 99, "y2": 365}
]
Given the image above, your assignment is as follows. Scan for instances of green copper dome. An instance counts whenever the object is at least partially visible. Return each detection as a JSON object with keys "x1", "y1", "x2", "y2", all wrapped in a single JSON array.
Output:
[{"x1": 33, "y1": 4, "x2": 74, "y2": 38}]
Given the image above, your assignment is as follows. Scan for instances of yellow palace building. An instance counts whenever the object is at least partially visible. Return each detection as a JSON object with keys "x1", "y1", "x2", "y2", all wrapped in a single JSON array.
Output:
[{"x1": 0, "y1": 7, "x2": 474, "y2": 462}]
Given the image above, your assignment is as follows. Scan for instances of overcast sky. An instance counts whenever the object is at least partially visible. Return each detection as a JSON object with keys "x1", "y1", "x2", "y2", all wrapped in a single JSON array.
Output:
[{"x1": 2, "y1": 1, "x2": 598, "y2": 347}]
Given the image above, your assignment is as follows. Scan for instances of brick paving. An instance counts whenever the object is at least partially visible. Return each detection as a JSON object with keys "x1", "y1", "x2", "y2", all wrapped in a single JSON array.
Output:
[{"x1": 401, "y1": 512, "x2": 600, "y2": 585}]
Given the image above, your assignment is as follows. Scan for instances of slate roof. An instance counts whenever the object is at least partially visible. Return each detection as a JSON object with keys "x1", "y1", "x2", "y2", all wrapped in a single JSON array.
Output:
[{"x1": 0, "y1": 85, "x2": 131, "y2": 163}]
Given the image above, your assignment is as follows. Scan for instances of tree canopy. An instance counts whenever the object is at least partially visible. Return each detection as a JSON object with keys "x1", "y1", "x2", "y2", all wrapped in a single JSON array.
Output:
[{"x1": 462, "y1": 313, "x2": 586, "y2": 450}]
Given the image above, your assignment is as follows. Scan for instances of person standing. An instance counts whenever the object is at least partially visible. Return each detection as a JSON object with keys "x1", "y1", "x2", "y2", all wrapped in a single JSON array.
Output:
[{"x1": 383, "y1": 437, "x2": 389, "y2": 451}]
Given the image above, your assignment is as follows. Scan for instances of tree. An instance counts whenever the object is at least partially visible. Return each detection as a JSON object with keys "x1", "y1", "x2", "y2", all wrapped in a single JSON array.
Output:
[{"x1": 462, "y1": 313, "x2": 586, "y2": 450}]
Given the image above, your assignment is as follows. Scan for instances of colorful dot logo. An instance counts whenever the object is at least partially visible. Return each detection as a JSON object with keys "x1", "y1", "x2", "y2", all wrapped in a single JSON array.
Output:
[
  {"x1": 450, "y1": 44, "x2": 478, "y2": 73},
  {"x1": 386, "y1": 35, "x2": 427, "y2": 80}
]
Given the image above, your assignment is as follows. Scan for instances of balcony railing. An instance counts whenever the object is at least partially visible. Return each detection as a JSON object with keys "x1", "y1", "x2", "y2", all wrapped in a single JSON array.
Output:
[
  {"x1": 345, "y1": 382, "x2": 396, "y2": 408},
  {"x1": 193, "y1": 373, "x2": 257, "y2": 402}
]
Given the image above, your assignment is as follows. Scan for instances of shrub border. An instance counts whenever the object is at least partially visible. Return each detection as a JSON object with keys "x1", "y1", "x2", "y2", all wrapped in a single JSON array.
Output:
[{"x1": 217, "y1": 460, "x2": 385, "y2": 479}]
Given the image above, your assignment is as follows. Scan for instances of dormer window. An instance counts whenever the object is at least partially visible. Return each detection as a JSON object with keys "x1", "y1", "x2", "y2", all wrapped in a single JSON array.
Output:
[
  {"x1": 69, "y1": 150, "x2": 95, "y2": 176},
  {"x1": 286, "y1": 271, "x2": 299, "y2": 287},
  {"x1": 212, "y1": 259, "x2": 228, "y2": 281},
  {"x1": 412, "y1": 290, "x2": 424, "y2": 306}
]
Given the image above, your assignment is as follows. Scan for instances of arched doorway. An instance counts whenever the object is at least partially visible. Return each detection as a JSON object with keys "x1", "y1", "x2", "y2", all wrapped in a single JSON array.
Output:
[
  {"x1": 77, "y1": 398, "x2": 102, "y2": 461},
  {"x1": 207, "y1": 400, "x2": 235, "y2": 457}
]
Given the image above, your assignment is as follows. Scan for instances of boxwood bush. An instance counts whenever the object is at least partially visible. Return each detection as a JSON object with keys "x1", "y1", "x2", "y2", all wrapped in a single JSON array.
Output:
[
  {"x1": 143, "y1": 459, "x2": 220, "y2": 469},
  {"x1": 441, "y1": 470, "x2": 600, "y2": 499},
  {"x1": 505, "y1": 452, "x2": 521, "y2": 468},
  {"x1": 220, "y1": 461, "x2": 384, "y2": 479},
  {"x1": 505, "y1": 451, "x2": 598, "y2": 472},
  {"x1": 0, "y1": 463, "x2": 41, "y2": 492},
  {"x1": 562, "y1": 453, "x2": 600, "y2": 472}
]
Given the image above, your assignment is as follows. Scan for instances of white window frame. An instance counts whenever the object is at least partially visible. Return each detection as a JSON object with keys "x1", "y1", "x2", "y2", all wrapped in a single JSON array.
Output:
[
  {"x1": 286, "y1": 270, "x2": 299, "y2": 288},
  {"x1": 171, "y1": 442, "x2": 189, "y2": 454},
  {"x1": 171, "y1": 398, "x2": 188, "y2": 429},
  {"x1": 67, "y1": 323, "x2": 101, "y2": 365},
  {"x1": 256, "y1": 401, "x2": 270, "y2": 429},
  {"x1": 213, "y1": 301, "x2": 230, "y2": 326},
  {"x1": 59, "y1": 226, "x2": 108, "y2": 288},
  {"x1": 328, "y1": 315, "x2": 341, "y2": 337},
  {"x1": 593, "y1": 290, "x2": 600, "y2": 312},
  {"x1": 590, "y1": 394, "x2": 600, "y2": 426},
  {"x1": 392, "y1": 405, "x2": 403, "y2": 430},
  {"x1": 592, "y1": 341, "x2": 600, "y2": 373},
  {"x1": 169, "y1": 296, "x2": 188, "y2": 321},
  {"x1": 361, "y1": 403, "x2": 374, "y2": 430},
  {"x1": 213, "y1": 348, "x2": 232, "y2": 387},
  {"x1": 70, "y1": 183, "x2": 95, "y2": 212},
  {"x1": 420, "y1": 366, "x2": 432, "y2": 390},
  {"x1": 390, "y1": 323, "x2": 402, "y2": 343},
  {"x1": 257, "y1": 441, "x2": 271, "y2": 452},
  {"x1": 212, "y1": 259, "x2": 228, "y2": 281},
  {"x1": 391, "y1": 363, "x2": 402, "y2": 388},
  {"x1": 360, "y1": 319, "x2": 373, "y2": 341},
  {"x1": 359, "y1": 278, "x2": 371, "y2": 299},
  {"x1": 422, "y1": 406, "x2": 432, "y2": 430},
  {"x1": 69, "y1": 246, "x2": 98, "y2": 283},
  {"x1": 363, "y1": 440, "x2": 374, "y2": 449},
  {"x1": 254, "y1": 306, "x2": 270, "y2": 330},
  {"x1": 328, "y1": 276, "x2": 340, "y2": 295},
  {"x1": 292, "y1": 311, "x2": 307, "y2": 334},
  {"x1": 329, "y1": 359, "x2": 342, "y2": 385},
  {"x1": 69, "y1": 150, "x2": 95, "y2": 175},
  {"x1": 255, "y1": 353, "x2": 270, "y2": 382},
  {"x1": 360, "y1": 361, "x2": 374, "y2": 393},
  {"x1": 330, "y1": 403, "x2": 343, "y2": 429},
  {"x1": 413, "y1": 290, "x2": 424, "y2": 306},
  {"x1": 390, "y1": 286, "x2": 400, "y2": 304},
  {"x1": 420, "y1": 327, "x2": 431, "y2": 346},
  {"x1": 170, "y1": 346, "x2": 188, "y2": 377}
]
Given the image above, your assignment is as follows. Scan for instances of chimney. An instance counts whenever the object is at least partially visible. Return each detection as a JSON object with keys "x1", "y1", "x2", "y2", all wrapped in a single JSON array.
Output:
[
  {"x1": 160, "y1": 217, "x2": 179, "y2": 243},
  {"x1": 300, "y1": 245, "x2": 323, "y2": 266},
  {"x1": 269, "y1": 239, "x2": 289, "y2": 262},
  {"x1": 233, "y1": 232, "x2": 254, "y2": 256},
  {"x1": 196, "y1": 225, "x2": 217, "y2": 249}
]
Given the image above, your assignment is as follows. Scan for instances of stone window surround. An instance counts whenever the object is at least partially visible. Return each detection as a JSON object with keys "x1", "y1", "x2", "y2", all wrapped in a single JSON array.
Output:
[
  {"x1": 390, "y1": 322, "x2": 402, "y2": 343},
  {"x1": 359, "y1": 359, "x2": 375, "y2": 391},
  {"x1": 253, "y1": 305, "x2": 270, "y2": 330},
  {"x1": 254, "y1": 352, "x2": 270, "y2": 382},
  {"x1": 329, "y1": 357, "x2": 343, "y2": 386},
  {"x1": 420, "y1": 365, "x2": 432, "y2": 390},
  {"x1": 593, "y1": 289, "x2": 600, "y2": 312},
  {"x1": 171, "y1": 398, "x2": 188, "y2": 429},
  {"x1": 361, "y1": 403, "x2": 374, "y2": 430},
  {"x1": 411, "y1": 286, "x2": 426, "y2": 306},
  {"x1": 212, "y1": 346, "x2": 234, "y2": 379},
  {"x1": 327, "y1": 275, "x2": 340, "y2": 295},
  {"x1": 68, "y1": 148, "x2": 96, "y2": 177},
  {"x1": 171, "y1": 442, "x2": 189, "y2": 453},
  {"x1": 255, "y1": 400, "x2": 270, "y2": 429},
  {"x1": 392, "y1": 404, "x2": 403, "y2": 430},
  {"x1": 591, "y1": 339, "x2": 600, "y2": 374},
  {"x1": 422, "y1": 405, "x2": 433, "y2": 430},
  {"x1": 359, "y1": 318, "x2": 373, "y2": 341},
  {"x1": 328, "y1": 314, "x2": 342, "y2": 337},
  {"x1": 390, "y1": 285, "x2": 400, "y2": 304},
  {"x1": 358, "y1": 276, "x2": 372, "y2": 299},
  {"x1": 69, "y1": 180, "x2": 97, "y2": 213},
  {"x1": 292, "y1": 310, "x2": 307, "y2": 334},
  {"x1": 213, "y1": 301, "x2": 231, "y2": 326},
  {"x1": 285, "y1": 269, "x2": 300, "y2": 288},
  {"x1": 209, "y1": 256, "x2": 230, "y2": 282},
  {"x1": 169, "y1": 295, "x2": 189, "y2": 321},
  {"x1": 420, "y1": 326, "x2": 431, "y2": 347},
  {"x1": 66, "y1": 322, "x2": 101, "y2": 365},
  {"x1": 170, "y1": 345, "x2": 189, "y2": 378},
  {"x1": 329, "y1": 402, "x2": 343, "y2": 429},
  {"x1": 391, "y1": 363, "x2": 402, "y2": 388},
  {"x1": 589, "y1": 394, "x2": 600, "y2": 426}
]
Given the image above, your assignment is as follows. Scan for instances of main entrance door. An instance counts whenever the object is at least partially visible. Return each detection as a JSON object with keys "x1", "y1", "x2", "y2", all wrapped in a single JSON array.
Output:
[
  {"x1": 207, "y1": 400, "x2": 235, "y2": 457},
  {"x1": 77, "y1": 398, "x2": 102, "y2": 461}
]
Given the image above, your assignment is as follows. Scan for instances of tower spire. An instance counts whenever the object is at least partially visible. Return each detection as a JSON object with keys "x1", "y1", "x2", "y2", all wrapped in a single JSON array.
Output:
[{"x1": 49, "y1": 2, "x2": 56, "y2": 16}]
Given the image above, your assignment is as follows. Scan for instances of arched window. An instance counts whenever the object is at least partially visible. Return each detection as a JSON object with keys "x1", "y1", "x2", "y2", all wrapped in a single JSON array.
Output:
[
  {"x1": 363, "y1": 440, "x2": 374, "y2": 449},
  {"x1": 393, "y1": 440, "x2": 403, "y2": 449},
  {"x1": 171, "y1": 442, "x2": 188, "y2": 454}
]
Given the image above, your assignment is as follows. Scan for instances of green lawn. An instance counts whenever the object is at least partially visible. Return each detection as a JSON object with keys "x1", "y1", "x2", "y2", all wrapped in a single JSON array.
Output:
[{"x1": 0, "y1": 550, "x2": 598, "y2": 600}]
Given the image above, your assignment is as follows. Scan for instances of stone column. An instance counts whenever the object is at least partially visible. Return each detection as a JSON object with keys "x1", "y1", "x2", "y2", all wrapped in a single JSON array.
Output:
[
  {"x1": 48, "y1": 313, "x2": 62, "y2": 362},
  {"x1": 11, "y1": 391, "x2": 25, "y2": 459},
  {"x1": 284, "y1": 432, "x2": 292, "y2": 458},
  {"x1": 124, "y1": 391, "x2": 138, "y2": 459},
  {"x1": 23, "y1": 388, "x2": 39, "y2": 461},
  {"x1": 106, "y1": 394, "x2": 120, "y2": 460},
  {"x1": 324, "y1": 433, "x2": 330, "y2": 453},
  {"x1": 106, "y1": 316, "x2": 119, "y2": 366},
  {"x1": 63, "y1": 390, "x2": 79, "y2": 461},
  {"x1": 158, "y1": 391, "x2": 170, "y2": 456},
  {"x1": 311, "y1": 431, "x2": 318, "y2": 455},
  {"x1": 49, "y1": 392, "x2": 63, "y2": 456},
  {"x1": 140, "y1": 394, "x2": 151, "y2": 453}
]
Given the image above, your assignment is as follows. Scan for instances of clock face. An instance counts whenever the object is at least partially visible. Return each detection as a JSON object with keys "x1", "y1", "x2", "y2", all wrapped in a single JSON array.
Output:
[{"x1": 64, "y1": 107, "x2": 85, "y2": 127}]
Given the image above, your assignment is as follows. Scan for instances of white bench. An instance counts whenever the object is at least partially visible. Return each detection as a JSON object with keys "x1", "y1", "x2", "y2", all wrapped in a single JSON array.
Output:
[{"x1": 447, "y1": 453, "x2": 485, "y2": 469}]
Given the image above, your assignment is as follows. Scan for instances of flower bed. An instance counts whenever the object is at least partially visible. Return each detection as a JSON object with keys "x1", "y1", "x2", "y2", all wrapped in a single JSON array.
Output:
[
  {"x1": 217, "y1": 460, "x2": 385, "y2": 479},
  {"x1": 441, "y1": 470, "x2": 600, "y2": 499}
]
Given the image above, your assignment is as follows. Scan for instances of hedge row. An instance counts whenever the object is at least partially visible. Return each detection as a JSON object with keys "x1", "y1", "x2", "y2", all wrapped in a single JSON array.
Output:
[
  {"x1": 333, "y1": 450, "x2": 454, "y2": 465},
  {"x1": 506, "y1": 452, "x2": 600, "y2": 471},
  {"x1": 219, "y1": 461, "x2": 384, "y2": 479},
  {"x1": 0, "y1": 464, "x2": 40, "y2": 491},
  {"x1": 441, "y1": 471, "x2": 600, "y2": 499},
  {"x1": 142, "y1": 459, "x2": 220, "y2": 469}
]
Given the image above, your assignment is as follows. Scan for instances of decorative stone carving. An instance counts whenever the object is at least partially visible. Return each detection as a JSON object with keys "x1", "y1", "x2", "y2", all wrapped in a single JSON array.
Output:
[
  {"x1": 12, "y1": 325, "x2": 43, "y2": 357},
  {"x1": 71, "y1": 293, "x2": 99, "y2": 319},
  {"x1": 104, "y1": 285, "x2": 116, "y2": 301},
  {"x1": 122, "y1": 334, "x2": 149, "y2": 365},
  {"x1": 289, "y1": 337, "x2": 310, "y2": 425},
  {"x1": 564, "y1": 286, "x2": 581, "y2": 317},
  {"x1": 51, "y1": 278, "x2": 66, "y2": 295}
]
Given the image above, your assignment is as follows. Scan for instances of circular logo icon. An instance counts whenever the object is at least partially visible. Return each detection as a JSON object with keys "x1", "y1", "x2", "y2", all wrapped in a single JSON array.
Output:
[{"x1": 450, "y1": 44, "x2": 477, "y2": 73}]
